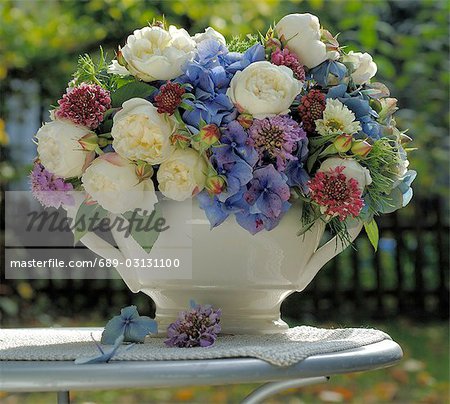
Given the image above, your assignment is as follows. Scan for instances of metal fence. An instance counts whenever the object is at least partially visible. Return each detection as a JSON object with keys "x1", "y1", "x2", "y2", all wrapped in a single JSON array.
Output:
[{"x1": 0, "y1": 195, "x2": 448, "y2": 324}]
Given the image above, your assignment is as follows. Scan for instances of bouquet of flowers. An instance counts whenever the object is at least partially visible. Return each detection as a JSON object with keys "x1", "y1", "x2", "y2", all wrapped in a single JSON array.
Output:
[{"x1": 31, "y1": 13, "x2": 416, "y2": 250}]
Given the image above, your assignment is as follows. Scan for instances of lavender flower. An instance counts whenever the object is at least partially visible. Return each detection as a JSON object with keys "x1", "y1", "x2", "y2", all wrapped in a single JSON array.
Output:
[
  {"x1": 30, "y1": 163, "x2": 74, "y2": 208},
  {"x1": 249, "y1": 115, "x2": 306, "y2": 171},
  {"x1": 165, "y1": 302, "x2": 221, "y2": 348}
]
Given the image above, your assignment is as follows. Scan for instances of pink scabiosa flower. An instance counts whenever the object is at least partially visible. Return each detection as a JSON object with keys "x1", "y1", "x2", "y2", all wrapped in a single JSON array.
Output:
[
  {"x1": 30, "y1": 162, "x2": 74, "y2": 208},
  {"x1": 55, "y1": 83, "x2": 111, "y2": 129},
  {"x1": 154, "y1": 81, "x2": 186, "y2": 115},
  {"x1": 308, "y1": 165, "x2": 364, "y2": 221},
  {"x1": 249, "y1": 115, "x2": 306, "y2": 171},
  {"x1": 165, "y1": 301, "x2": 221, "y2": 348},
  {"x1": 270, "y1": 47, "x2": 306, "y2": 81}
]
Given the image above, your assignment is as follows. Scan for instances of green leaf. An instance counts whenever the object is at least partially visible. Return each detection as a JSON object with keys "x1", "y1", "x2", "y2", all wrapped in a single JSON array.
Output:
[
  {"x1": 319, "y1": 143, "x2": 337, "y2": 157},
  {"x1": 307, "y1": 146, "x2": 323, "y2": 172},
  {"x1": 122, "y1": 203, "x2": 165, "y2": 253},
  {"x1": 111, "y1": 82, "x2": 156, "y2": 108},
  {"x1": 73, "y1": 202, "x2": 109, "y2": 244},
  {"x1": 364, "y1": 218, "x2": 379, "y2": 252}
]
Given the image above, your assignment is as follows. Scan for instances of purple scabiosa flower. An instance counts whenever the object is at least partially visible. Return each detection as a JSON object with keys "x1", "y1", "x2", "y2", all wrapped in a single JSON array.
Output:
[
  {"x1": 249, "y1": 116, "x2": 306, "y2": 172},
  {"x1": 30, "y1": 162, "x2": 74, "y2": 208},
  {"x1": 55, "y1": 83, "x2": 111, "y2": 129},
  {"x1": 285, "y1": 138, "x2": 310, "y2": 193},
  {"x1": 213, "y1": 120, "x2": 258, "y2": 166},
  {"x1": 165, "y1": 301, "x2": 221, "y2": 348},
  {"x1": 244, "y1": 164, "x2": 291, "y2": 219}
]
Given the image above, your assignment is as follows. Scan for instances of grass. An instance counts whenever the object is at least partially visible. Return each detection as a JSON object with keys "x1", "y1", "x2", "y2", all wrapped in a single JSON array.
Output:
[{"x1": 1, "y1": 319, "x2": 448, "y2": 403}]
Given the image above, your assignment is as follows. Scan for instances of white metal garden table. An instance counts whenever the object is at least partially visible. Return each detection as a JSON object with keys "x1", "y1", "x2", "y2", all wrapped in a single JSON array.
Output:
[{"x1": 0, "y1": 331, "x2": 402, "y2": 404}]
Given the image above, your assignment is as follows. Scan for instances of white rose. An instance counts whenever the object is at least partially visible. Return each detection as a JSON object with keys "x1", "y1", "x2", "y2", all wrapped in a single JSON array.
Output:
[
  {"x1": 275, "y1": 13, "x2": 339, "y2": 69},
  {"x1": 112, "y1": 98, "x2": 176, "y2": 164},
  {"x1": 82, "y1": 153, "x2": 157, "y2": 214},
  {"x1": 319, "y1": 157, "x2": 372, "y2": 191},
  {"x1": 342, "y1": 51, "x2": 377, "y2": 85},
  {"x1": 157, "y1": 148, "x2": 207, "y2": 201},
  {"x1": 36, "y1": 120, "x2": 93, "y2": 178},
  {"x1": 226, "y1": 61, "x2": 302, "y2": 119},
  {"x1": 121, "y1": 25, "x2": 196, "y2": 81},
  {"x1": 193, "y1": 27, "x2": 226, "y2": 45}
]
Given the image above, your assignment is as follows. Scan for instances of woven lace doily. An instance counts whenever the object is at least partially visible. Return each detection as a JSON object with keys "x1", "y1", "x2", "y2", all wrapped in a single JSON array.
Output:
[{"x1": 0, "y1": 326, "x2": 390, "y2": 367}]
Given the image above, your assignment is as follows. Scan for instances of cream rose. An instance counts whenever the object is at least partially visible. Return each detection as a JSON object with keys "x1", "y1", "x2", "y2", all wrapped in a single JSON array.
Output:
[
  {"x1": 275, "y1": 13, "x2": 339, "y2": 69},
  {"x1": 112, "y1": 98, "x2": 176, "y2": 164},
  {"x1": 157, "y1": 148, "x2": 207, "y2": 201},
  {"x1": 81, "y1": 153, "x2": 157, "y2": 214},
  {"x1": 342, "y1": 51, "x2": 377, "y2": 85},
  {"x1": 36, "y1": 120, "x2": 93, "y2": 178},
  {"x1": 121, "y1": 25, "x2": 196, "y2": 81},
  {"x1": 226, "y1": 61, "x2": 302, "y2": 119},
  {"x1": 193, "y1": 27, "x2": 226, "y2": 45},
  {"x1": 319, "y1": 157, "x2": 372, "y2": 191}
]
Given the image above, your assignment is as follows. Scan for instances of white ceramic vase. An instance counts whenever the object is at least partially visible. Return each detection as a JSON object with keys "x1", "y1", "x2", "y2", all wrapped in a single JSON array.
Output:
[{"x1": 66, "y1": 199, "x2": 362, "y2": 335}]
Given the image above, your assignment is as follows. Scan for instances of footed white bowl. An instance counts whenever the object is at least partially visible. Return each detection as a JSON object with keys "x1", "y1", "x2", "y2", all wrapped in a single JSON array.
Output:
[{"x1": 66, "y1": 199, "x2": 361, "y2": 334}]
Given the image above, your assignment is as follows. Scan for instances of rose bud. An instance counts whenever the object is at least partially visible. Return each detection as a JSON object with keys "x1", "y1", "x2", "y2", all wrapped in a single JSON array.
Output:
[
  {"x1": 205, "y1": 175, "x2": 226, "y2": 195},
  {"x1": 199, "y1": 124, "x2": 220, "y2": 146},
  {"x1": 351, "y1": 139, "x2": 373, "y2": 158},
  {"x1": 135, "y1": 161, "x2": 154, "y2": 183},
  {"x1": 170, "y1": 132, "x2": 191, "y2": 149},
  {"x1": 333, "y1": 134, "x2": 353, "y2": 153},
  {"x1": 237, "y1": 113, "x2": 254, "y2": 129},
  {"x1": 116, "y1": 48, "x2": 127, "y2": 67},
  {"x1": 265, "y1": 37, "x2": 282, "y2": 53},
  {"x1": 78, "y1": 132, "x2": 99, "y2": 151}
]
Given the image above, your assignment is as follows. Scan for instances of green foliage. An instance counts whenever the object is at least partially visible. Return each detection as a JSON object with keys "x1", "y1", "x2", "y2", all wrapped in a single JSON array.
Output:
[
  {"x1": 227, "y1": 34, "x2": 261, "y2": 53},
  {"x1": 122, "y1": 203, "x2": 164, "y2": 253},
  {"x1": 110, "y1": 81, "x2": 156, "y2": 108},
  {"x1": 364, "y1": 218, "x2": 379, "y2": 251},
  {"x1": 73, "y1": 48, "x2": 110, "y2": 88},
  {"x1": 362, "y1": 138, "x2": 402, "y2": 213},
  {"x1": 73, "y1": 201, "x2": 109, "y2": 244}
]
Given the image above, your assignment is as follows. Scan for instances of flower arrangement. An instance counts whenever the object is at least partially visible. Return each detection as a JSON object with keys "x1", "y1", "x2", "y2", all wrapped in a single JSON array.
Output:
[{"x1": 31, "y1": 13, "x2": 416, "y2": 250}]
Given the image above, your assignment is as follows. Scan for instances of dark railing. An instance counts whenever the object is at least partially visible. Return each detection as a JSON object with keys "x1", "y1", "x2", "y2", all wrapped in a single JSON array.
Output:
[{"x1": 0, "y1": 195, "x2": 448, "y2": 324}]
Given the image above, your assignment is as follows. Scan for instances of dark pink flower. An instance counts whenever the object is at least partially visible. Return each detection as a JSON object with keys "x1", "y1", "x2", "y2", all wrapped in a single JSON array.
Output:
[
  {"x1": 308, "y1": 166, "x2": 364, "y2": 220},
  {"x1": 55, "y1": 83, "x2": 111, "y2": 129},
  {"x1": 154, "y1": 81, "x2": 186, "y2": 115},
  {"x1": 271, "y1": 47, "x2": 305, "y2": 81}
]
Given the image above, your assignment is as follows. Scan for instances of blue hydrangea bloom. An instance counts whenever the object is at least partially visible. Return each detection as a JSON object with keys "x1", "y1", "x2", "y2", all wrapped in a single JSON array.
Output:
[
  {"x1": 101, "y1": 305, "x2": 157, "y2": 344},
  {"x1": 214, "y1": 159, "x2": 254, "y2": 202},
  {"x1": 235, "y1": 200, "x2": 291, "y2": 234},
  {"x1": 243, "y1": 165, "x2": 291, "y2": 219},
  {"x1": 309, "y1": 60, "x2": 347, "y2": 88},
  {"x1": 285, "y1": 138, "x2": 310, "y2": 193},
  {"x1": 75, "y1": 335, "x2": 135, "y2": 365},
  {"x1": 197, "y1": 188, "x2": 250, "y2": 229},
  {"x1": 212, "y1": 120, "x2": 258, "y2": 166},
  {"x1": 179, "y1": 42, "x2": 265, "y2": 130}
]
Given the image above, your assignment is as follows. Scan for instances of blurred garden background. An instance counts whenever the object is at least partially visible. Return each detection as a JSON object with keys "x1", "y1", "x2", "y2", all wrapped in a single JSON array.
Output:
[{"x1": 0, "y1": 0, "x2": 449, "y2": 402}]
